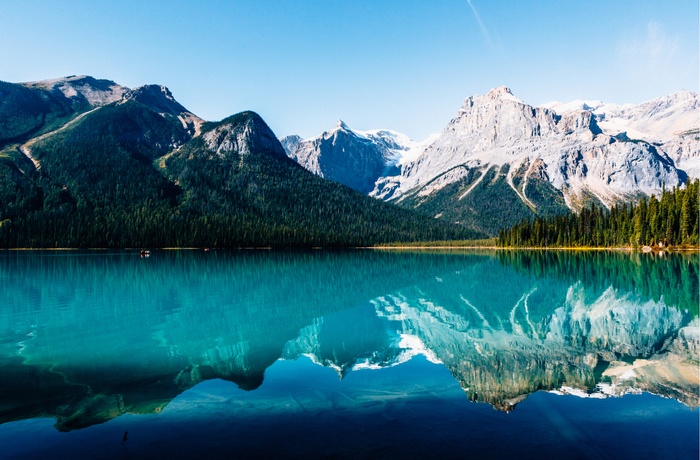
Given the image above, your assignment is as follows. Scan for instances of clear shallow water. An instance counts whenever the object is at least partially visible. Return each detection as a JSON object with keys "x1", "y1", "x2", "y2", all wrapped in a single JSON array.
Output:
[{"x1": 0, "y1": 249, "x2": 697, "y2": 459}]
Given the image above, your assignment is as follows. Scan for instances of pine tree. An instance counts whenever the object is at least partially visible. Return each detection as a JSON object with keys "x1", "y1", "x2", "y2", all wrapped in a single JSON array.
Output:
[
  {"x1": 497, "y1": 179, "x2": 699, "y2": 248},
  {"x1": 633, "y1": 197, "x2": 648, "y2": 245},
  {"x1": 648, "y1": 194, "x2": 660, "y2": 243}
]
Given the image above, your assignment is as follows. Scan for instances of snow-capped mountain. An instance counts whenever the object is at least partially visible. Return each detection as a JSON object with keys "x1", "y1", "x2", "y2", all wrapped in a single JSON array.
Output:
[
  {"x1": 542, "y1": 90, "x2": 700, "y2": 178},
  {"x1": 280, "y1": 120, "x2": 422, "y2": 194},
  {"x1": 380, "y1": 87, "x2": 691, "y2": 206},
  {"x1": 283, "y1": 87, "x2": 698, "y2": 235}
]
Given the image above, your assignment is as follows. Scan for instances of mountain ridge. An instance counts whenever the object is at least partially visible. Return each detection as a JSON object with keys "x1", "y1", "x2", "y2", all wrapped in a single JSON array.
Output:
[
  {"x1": 2, "y1": 75, "x2": 697, "y2": 243},
  {"x1": 0, "y1": 76, "x2": 480, "y2": 247},
  {"x1": 280, "y1": 120, "x2": 419, "y2": 194},
  {"x1": 283, "y1": 87, "x2": 698, "y2": 235}
]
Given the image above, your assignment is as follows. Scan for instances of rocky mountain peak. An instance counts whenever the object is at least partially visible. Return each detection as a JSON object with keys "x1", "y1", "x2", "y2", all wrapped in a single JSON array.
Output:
[
  {"x1": 136, "y1": 84, "x2": 174, "y2": 99},
  {"x1": 280, "y1": 134, "x2": 302, "y2": 156},
  {"x1": 126, "y1": 85, "x2": 182, "y2": 114},
  {"x1": 666, "y1": 89, "x2": 698, "y2": 104},
  {"x1": 23, "y1": 75, "x2": 129, "y2": 107},
  {"x1": 451, "y1": 87, "x2": 559, "y2": 146},
  {"x1": 325, "y1": 120, "x2": 359, "y2": 143},
  {"x1": 485, "y1": 86, "x2": 523, "y2": 103},
  {"x1": 202, "y1": 111, "x2": 286, "y2": 159},
  {"x1": 335, "y1": 119, "x2": 350, "y2": 131},
  {"x1": 280, "y1": 119, "x2": 417, "y2": 194},
  {"x1": 558, "y1": 109, "x2": 602, "y2": 138},
  {"x1": 124, "y1": 84, "x2": 203, "y2": 136},
  {"x1": 458, "y1": 86, "x2": 526, "y2": 112}
]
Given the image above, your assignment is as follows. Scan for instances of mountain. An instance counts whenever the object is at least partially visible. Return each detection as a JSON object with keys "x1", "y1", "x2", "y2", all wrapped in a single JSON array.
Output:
[
  {"x1": 126, "y1": 84, "x2": 203, "y2": 137},
  {"x1": 0, "y1": 77, "x2": 195, "y2": 243},
  {"x1": 284, "y1": 88, "x2": 698, "y2": 236},
  {"x1": 0, "y1": 76, "x2": 128, "y2": 148},
  {"x1": 163, "y1": 111, "x2": 478, "y2": 246},
  {"x1": 24, "y1": 75, "x2": 129, "y2": 106},
  {"x1": 0, "y1": 76, "x2": 479, "y2": 248},
  {"x1": 280, "y1": 120, "x2": 420, "y2": 194},
  {"x1": 385, "y1": 87, "x2": 691, "y2": 235},
  {"x1": 542, "y1": 90, "x2": 700, "y2": 177},
  {"x1": 4, "y1": 76, "x2": 695, "y2": 244}
]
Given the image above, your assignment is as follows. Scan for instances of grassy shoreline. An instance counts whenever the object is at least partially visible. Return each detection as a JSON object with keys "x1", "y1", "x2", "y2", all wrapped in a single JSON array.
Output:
[{"x1": 372, "y1": 239, "x2": 700, "y2": 251}]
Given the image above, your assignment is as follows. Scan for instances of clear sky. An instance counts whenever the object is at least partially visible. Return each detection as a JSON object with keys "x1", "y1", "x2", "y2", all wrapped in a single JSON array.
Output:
[{"x1": 1, "y1": 1, "x2": 697, "y2": 140}]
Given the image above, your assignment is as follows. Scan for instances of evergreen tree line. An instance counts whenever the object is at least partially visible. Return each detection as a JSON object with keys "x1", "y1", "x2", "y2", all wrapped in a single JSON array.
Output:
[
  {"x1": 498, "y1": 179, "x2": 700, "y2": 248},
  {"x1": 0, "y1": 107, "x2": 480, "y2": 248}
]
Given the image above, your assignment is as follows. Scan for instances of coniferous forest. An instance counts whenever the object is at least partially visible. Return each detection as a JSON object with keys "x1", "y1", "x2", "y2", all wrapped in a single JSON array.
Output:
[
  {"x1": 0, "y1": 97, "x2": 482, "y2": 248},
  {"x1": 497, "y1": 179, "x2": 700, "y2": 248}
]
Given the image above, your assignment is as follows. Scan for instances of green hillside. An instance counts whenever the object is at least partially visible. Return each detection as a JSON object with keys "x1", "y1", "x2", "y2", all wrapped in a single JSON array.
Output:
[
  {"x1": 498, "y1": 179, "x2": 700, "y2": 248},
  {"x1": 0, "y1": 81, "x2": 83, "y2": 146},
  {"x1": 0, "y1": 92, "x2": 481, "y2": 247},
  {"x1": 397, "y1": 163, "x2": 568, "y2": 236},
  {"x1": 163, "y1": 111, "x2": 483, "y2": 247}
]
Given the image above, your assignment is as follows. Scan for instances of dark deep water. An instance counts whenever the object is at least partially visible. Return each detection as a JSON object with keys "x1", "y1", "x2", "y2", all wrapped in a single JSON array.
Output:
[{"x1": 0, "y1": 249, "x2": 697, "y2": 459}]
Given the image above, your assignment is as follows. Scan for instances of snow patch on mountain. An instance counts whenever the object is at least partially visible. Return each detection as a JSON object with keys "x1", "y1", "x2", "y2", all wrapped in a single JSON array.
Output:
[
  {"x1": 280, "y1": 120, "x2": 424, "y2": 193},
  {"x1": 378, "y1": 87, "x2": 693, "y2": 209},
  {"x1": 542, "y1": 90, "x2": 700, "y2": 178},
  {"x1": 545, "y1": 90, "x2": 698, "y2": 142}
]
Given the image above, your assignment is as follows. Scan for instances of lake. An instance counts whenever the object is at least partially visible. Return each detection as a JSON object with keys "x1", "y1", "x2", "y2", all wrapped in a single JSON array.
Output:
[{"x1": 0, "y1": 249, "x2": 697, "y2": 459}]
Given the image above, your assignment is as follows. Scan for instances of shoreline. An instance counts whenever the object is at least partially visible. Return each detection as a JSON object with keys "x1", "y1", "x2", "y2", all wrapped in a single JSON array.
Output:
[
  {"x1": 1, "y1": 246, "x2": 698, "y2": 252},
  {"x1": 371, "y1": 246, "x2": 700, "y2": 251}
]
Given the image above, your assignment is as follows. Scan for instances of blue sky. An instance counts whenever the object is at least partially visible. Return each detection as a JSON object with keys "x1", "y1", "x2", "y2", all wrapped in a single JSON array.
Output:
[{"x1": 1, "y1": 1, "x2": 697, "y2": 139}]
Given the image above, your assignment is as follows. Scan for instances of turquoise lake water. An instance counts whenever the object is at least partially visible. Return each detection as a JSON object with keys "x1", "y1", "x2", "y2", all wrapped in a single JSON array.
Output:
[{"x1": 0, "y1": 249, "x2": 697, "y2": 459}]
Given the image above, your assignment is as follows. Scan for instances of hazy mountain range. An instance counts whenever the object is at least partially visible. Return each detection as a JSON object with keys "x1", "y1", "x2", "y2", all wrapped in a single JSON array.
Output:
[{"x1": 282, "y1": 87, "x2": 699, "y2": 235}]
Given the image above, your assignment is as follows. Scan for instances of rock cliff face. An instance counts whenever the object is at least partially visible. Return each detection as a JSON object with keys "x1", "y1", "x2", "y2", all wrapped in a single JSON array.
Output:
[
  {"x1": 124, "y1": 84, "x2": 203, "y2": 136},
  {"x1": 281, "y1": 121, "x2": 417, "y2": 194},
  {"x1": 284, "y1": 88, "x2": 698, "y2": 234},
  {"x1": 201, "y1": 111, "x2": 287, "y2": 160},
  {"x1": 381, "y1": 87, "x2": 686, "y2": 210},
  {"x1": 545, "y1": 90, "x2": 700, "y2": 178}
]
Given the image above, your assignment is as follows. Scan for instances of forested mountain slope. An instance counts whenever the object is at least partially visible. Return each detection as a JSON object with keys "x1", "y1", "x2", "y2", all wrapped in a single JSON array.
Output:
[
  {"x1": 284, "y1": 88, "x2": 698, "y2": 236},
  {"x1": 0, "y1": 77, "x2": 480, "y2": 247},
  {"x1": 498, "y1": 179, "x2": 700, "y2": 248}
]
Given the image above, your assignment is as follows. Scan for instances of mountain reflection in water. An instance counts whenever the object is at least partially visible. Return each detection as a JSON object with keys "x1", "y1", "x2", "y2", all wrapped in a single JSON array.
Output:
[{"x1": 0, "y1": 249, "x2": 697, "y2": 431}]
